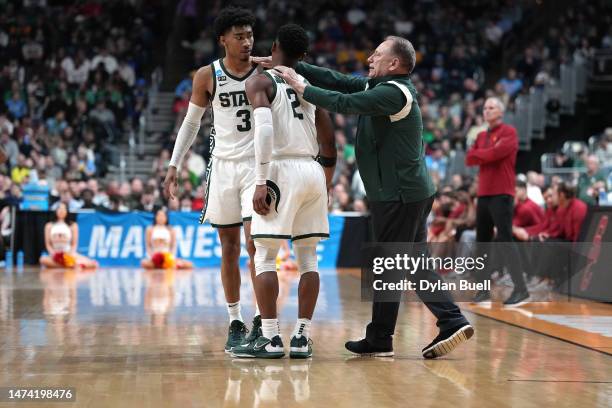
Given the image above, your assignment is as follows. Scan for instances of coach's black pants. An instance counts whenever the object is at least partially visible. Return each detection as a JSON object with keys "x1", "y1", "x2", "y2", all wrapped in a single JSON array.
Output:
[
  {"x1": 475, "y1": 195, "x2": 527, "y2": 292},
  {"x1": 365, "y1": 196, "x2": 469, "y2": 349}
]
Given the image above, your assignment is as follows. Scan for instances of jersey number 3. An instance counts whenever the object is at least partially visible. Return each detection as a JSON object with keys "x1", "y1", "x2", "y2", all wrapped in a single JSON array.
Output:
[
  {"x1": 286, "y1": 89, "x2": 304, "y2": 120},
  {"x1": 236, "y1": 109, "x2": 251, "y2": 132}
]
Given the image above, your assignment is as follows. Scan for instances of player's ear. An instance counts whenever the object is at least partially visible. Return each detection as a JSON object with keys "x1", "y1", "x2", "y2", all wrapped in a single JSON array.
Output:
[
  {"x1": 271, "y1": 41, "x2": 277, "y2": 53},
  {"x1": 219, "y1": 35, "x2": 226, "y2": 48}
]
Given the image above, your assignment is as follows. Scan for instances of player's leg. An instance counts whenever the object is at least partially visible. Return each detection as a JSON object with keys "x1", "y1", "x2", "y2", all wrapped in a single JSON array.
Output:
[
  {"x1": 290, "y1": 237, "x2": 321, "y2": 359},
  {"x1": 289, "y1": 162, "x2": 329, "y2": 359},
  {"x1": 239, "y1": 161, "x2": 262, "y2": 343},
  {"x1": 242, "y1": 220, "x2": 262, "y2": 343},
  {"x1": 217, "y1": 226, "x2": 248, "y2": 352},
  {"x1": 203, "y1": 157, "x2": 248, "y2": 352},
  {"x1": 232, "y1": 238, "x2": 284, "y2": 359},
  {"x1": 232, "y1": 160, "x2": 294, "y2": 358}
]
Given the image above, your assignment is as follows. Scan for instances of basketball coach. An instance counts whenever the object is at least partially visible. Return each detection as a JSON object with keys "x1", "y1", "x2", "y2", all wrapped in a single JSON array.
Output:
[
  {"x1": 466, "y1": 97, "x2": 530, "y2": 306},
  {"x1": 270, "y1": 35, "x2": 474, "y2": 359}
]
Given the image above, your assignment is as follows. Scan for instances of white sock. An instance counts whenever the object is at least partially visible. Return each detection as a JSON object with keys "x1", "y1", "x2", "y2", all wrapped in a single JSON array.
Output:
[
  {"x1": 292, "y1": 318, "x2": 311, "y2": 338},
  {"x1": 227, "y1": 301, "x2": 243, "y2": 323},
  {"x1": 261, "y1": 318, "x2": 280, "y2": 339},
  {"x1": 254, "y1": 304, "x2": 260, "y2": 317}
]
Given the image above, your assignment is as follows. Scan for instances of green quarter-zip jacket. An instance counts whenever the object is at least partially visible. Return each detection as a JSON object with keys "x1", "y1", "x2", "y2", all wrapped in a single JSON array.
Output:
[{"x1": 297, "y1": 62, "x2": 435, "y2": 203}]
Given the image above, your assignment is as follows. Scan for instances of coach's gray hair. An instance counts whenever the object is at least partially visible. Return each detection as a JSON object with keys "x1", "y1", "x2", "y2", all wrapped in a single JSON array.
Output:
[
  {"x1": 486, "y1": 97, "x2": 506, "y2": 113},
  {"x1": 385, "y1": 36, "x2": 416, "y2": 74}
]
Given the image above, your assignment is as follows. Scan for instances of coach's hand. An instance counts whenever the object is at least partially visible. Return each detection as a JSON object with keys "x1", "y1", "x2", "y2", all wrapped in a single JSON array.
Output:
[
  {"x1": 251, "y1": 56, "x2": 273, "y2": 69},
  {"x1": 253, "y1": 184, "x2": 270, "y2": 215},
  {"x1": 163, "y1": 166, "x2": 179, "y2": 200},
  {"x1": 274, "y1": 66, "x2": 306, "y2": 95}
]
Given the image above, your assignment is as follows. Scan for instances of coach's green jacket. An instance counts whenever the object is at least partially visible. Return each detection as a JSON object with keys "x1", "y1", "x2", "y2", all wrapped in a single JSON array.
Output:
[{"x1": 297, "y1": 62, "x2": 435, "y2": 203}]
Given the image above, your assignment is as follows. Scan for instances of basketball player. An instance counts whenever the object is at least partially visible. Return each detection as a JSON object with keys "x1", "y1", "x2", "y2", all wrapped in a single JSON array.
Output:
[
  {"x1": 232, "y1": 24, "x2": 336, "y2": 359},
  {"x1": 163, "y1": 7, "x2": 261, "y2": 353}
]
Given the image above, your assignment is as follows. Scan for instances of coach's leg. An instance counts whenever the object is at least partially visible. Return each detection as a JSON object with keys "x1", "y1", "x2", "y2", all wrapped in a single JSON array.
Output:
[
  {"x1": 364, "y1": 201, "x2": 417, "y2": 350},
  {"x1": 413, "y1": 196, "x2": 469, "y2": 330},
  {"x1": 490, "y1": 195, "x2": 528, "y2": 297}
]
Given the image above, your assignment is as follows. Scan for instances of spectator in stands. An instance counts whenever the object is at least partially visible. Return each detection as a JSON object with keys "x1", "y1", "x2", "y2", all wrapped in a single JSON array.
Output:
[
  {"x1": 525, "y1": 171, "x2": 545, "y2": 207},
  {"x1": 578, "y1": 155, "x2": 608, "y2": 205},
  {"x1": 594, "y1": 128, "x2": 612, "y2": 165},
  {"x1": 0, "y1": 130, "x2": 19, "y2": 168},
  {"x1": 498, "y1": 68, "x2": 523, "y2": 97}
]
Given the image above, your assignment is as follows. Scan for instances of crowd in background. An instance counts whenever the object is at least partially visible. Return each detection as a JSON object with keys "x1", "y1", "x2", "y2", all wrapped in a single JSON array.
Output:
[
  {"x1": 0, "y1": 0, "x2": 160, "y2": 211},
  {"x1": 1, "y1": 1, "x2": 611, "y2": 245}
]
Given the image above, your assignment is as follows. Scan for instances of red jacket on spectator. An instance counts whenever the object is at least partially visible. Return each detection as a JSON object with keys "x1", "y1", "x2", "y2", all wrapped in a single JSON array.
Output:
[
  {"x1": 465, "y1": 123, "x2": 518, "y2": 197},
  {"x1": 526, "y1": 207, "x2": 562, "y2": 238},
  {"x1": 556, "y1": 198, "x2": 588, "y2": 242},
  {"x1": 513, "y1": 198, "x2": 545, "y2": 228}
]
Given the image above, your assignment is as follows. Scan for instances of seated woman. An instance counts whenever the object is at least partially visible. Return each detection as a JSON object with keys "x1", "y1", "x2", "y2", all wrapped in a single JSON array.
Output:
[
  {"x1": 39, "y1": 202, "x2": 98, "y2": 269},
  {"x1": 141, "y1": 208, "x2": 193, "y2": 269}
]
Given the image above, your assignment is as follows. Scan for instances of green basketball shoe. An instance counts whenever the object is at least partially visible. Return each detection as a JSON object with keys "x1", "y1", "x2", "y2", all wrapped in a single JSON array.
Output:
[
  {"x1": 289, "y1": 335, "x2": 313, "y2": 359},
  {"x1": 232, "y1": 335, "x2": 285, "y2": 359},
  {"x1": 224, "y1": 320, "x2": 248, "y2": 353},
  {"x1": 244, "y1": 315, "x2": 262, "y2": 345}
]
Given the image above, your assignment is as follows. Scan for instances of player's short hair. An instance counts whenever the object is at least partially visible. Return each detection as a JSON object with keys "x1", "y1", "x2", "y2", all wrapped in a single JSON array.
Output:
[
  {"x1": 277, "y1": 23, "x2": 309, "y2": 60},
  {"x1": 214, "y1": 7, "x2": 256, "y2": 39},
  {"x1": 385, "y1": 36, "x2": 416, "y2": 74},
  {"x1": 516, "y1": 179, "x2": 527, "y2": 189},
  {"x1": 556, "y1": 182, "x2": 576, "y2": 199}
]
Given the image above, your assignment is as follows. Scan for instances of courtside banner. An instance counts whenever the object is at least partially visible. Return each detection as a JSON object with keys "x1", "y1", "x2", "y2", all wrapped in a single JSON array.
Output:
[{"x1": 77, "y1": 212, "x2": 344, "y2": 267}]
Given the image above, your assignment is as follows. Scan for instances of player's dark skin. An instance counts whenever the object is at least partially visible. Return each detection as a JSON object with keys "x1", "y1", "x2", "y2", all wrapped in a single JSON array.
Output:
[
  {"x1": 162, "y1": 25, "x2": 257, "y2": 305},
  {"x1": 245, "y1": 40, "x2": 336, "y2": 321}
]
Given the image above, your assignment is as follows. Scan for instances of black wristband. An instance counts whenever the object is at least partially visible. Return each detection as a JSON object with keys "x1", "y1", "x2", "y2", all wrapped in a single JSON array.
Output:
[{"x1": 317, "y1": 155, "x2": 336, "y2": 168}]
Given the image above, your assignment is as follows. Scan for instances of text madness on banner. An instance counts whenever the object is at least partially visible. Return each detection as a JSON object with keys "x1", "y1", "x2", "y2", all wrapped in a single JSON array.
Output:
[{"x1": 77, "y1": 212, "x2": 344, "y2": 267}]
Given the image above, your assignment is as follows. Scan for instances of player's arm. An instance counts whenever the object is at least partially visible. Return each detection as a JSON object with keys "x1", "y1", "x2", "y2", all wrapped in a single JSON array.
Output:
[
  {"x1": 163, "y1": 65, "x2": 211, "y2": 199},
  {"x1": 245, "y1": 74, "x2": 275, "y2": 216},
  {"x1": 315, "y1": 107, "x2": 336, "y2": 189}
]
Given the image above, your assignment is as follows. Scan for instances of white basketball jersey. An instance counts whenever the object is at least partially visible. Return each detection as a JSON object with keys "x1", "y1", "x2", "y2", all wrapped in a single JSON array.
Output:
[
  {"x1": 209, "y1": 59, "x2": 258, "y2": 160},
  {"x1": 264, "y1": 70, "x2": 318, "y2": 158}
]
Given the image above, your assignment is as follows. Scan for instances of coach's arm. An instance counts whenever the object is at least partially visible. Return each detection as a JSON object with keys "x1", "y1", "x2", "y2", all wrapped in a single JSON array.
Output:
[
  {"x1": 275, "y1": 66, "x2": 405, "y2": 117},
  {"x1": 252, "y1": 57, "x2": 367, "y2": 94}
]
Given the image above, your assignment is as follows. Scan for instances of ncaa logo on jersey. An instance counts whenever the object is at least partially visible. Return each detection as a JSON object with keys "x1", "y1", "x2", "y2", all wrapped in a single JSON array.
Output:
[
  {"x1": 265, "y1": 180, "x2": 281, "y2": 213},
  {"x1": 215, "y1": 69, "x2": 227, "y2": 82}
]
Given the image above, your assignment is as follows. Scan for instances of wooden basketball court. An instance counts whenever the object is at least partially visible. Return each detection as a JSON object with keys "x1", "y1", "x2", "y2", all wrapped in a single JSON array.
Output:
[{"x1": 0, "y1": 267, "x2": 610, "y2": 407}]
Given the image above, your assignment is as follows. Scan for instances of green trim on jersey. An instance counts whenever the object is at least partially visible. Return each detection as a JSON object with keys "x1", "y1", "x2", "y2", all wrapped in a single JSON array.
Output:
[
  {"x1": 210, "y1": 63, "x2": 217, "y2": 100},
  {"x1": 219, "y1": 58, "x2": 258, "y2": 81},
  {"x1": 262, "y1": 70, "x2": 278, "y2": 103}
]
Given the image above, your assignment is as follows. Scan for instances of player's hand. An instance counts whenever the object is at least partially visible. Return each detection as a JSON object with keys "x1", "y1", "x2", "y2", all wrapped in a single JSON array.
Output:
[
  {"x1": 538, "y1": 232, "x2": 550, "y2": 241},
  {"x1": 274, "y1": 66, "x2": 306, "y2": 95},
  {"x1": 251, "y1": 56, "x2": 273, "y2": 68},
  {"x1": 253, "y1": 184, "x2": 270, "y2": 215},
  {"x1": 163, "y1": 166, "x2": 179, "y2": 200}
]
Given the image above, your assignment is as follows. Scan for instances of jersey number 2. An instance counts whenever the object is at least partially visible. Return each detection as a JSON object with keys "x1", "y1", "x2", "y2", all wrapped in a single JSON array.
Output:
[
  {"x1": 236, "y1": 110, "x2": 251, "y2": 131},
  {"x1": 286, "y1": 89, "x2": 304, "y2": 120}
]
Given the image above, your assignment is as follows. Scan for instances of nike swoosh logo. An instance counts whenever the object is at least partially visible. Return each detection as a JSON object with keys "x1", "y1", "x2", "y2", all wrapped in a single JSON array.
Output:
[
  {"x1": 219, "y1": 83, "x2": 228, "y2": 87},
  {"x1": 260, "y1": 162, "x2": 270, "y2": 165}
]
